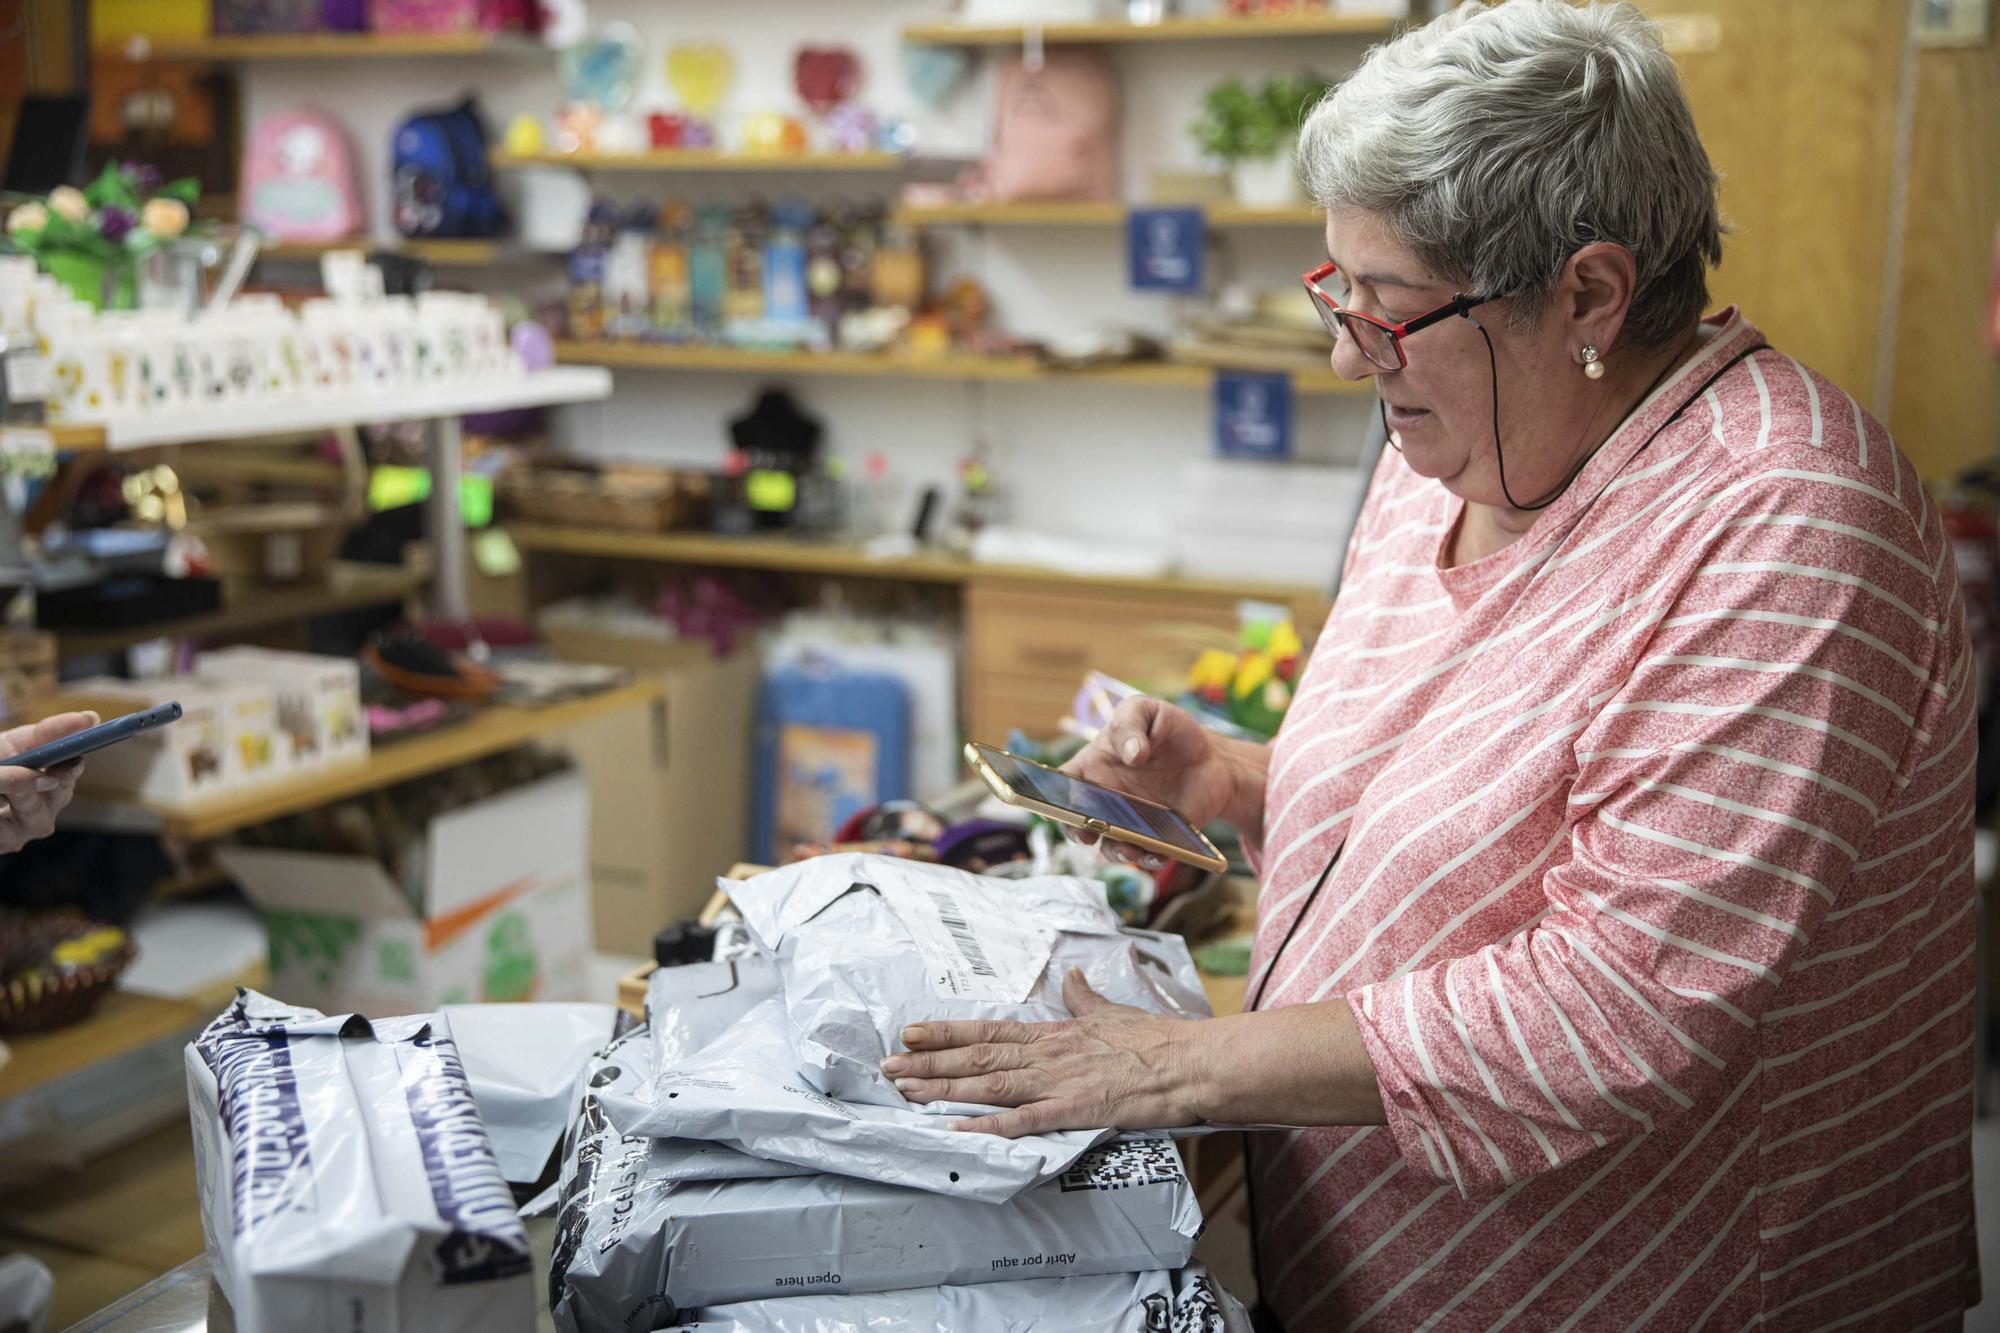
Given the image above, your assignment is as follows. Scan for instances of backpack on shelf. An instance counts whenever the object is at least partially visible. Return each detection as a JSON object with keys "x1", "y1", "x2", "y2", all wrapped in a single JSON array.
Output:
[
  {"x1": 242, "y1": 106, "x2": 364, "y2": 242},
  {"x1": 392, "y1": 97, "x2": 507, "y2": 239}
]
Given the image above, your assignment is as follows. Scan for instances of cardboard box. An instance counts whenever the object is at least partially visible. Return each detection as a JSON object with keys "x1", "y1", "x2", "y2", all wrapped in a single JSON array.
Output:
[
  {"x1": 216, "y1": 771, "x2": 593, "y2": 1017},
  {"x1": 63, "y1": 679, "x2": 239, "y2": 805},
  {"x1": 542, "y1": 626, "x2": 758, "y2": 953},
  {"x1": 197, "y1": 646, "x2": 367, "y2": 770}
]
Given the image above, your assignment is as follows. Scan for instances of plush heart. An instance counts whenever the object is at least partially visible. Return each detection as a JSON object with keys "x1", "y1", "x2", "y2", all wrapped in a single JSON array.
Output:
[
  {"x1": 667, "y1": 43, "x2": 735, "y2": 115},
  {"x1": 794, "y1": 47, "x2": 862, "y2": 117}
]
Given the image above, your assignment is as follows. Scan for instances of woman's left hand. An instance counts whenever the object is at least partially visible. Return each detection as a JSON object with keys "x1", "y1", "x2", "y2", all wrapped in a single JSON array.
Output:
[{"x1": 881, "y1": 970, "x2": 1212, "y2": 1138}]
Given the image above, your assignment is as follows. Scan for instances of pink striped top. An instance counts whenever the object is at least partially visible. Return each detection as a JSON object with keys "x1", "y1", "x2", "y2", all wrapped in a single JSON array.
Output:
[{"x1": 1246, "y1": 311, "x2": 1979, "y2": 1331}]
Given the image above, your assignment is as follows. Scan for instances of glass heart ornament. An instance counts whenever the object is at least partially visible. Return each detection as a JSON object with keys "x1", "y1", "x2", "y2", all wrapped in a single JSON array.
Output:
[{"x1": 667, "y1": 44, "x2": 735, "y2": 116}]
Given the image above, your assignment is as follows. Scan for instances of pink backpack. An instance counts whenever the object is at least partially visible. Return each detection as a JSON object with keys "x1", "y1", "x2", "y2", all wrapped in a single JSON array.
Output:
[
  {"x1": 969, "y1": 48, "x2": 1121, "y2": 203},
  {"x1": 242, "y1": 107, "x2": 363, "y2": 243}
]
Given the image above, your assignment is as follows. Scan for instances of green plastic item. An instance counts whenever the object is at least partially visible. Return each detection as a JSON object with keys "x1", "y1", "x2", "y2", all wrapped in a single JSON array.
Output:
[{"x1": 1193, "y1": 933, "x2": 1254, "y2": 977}]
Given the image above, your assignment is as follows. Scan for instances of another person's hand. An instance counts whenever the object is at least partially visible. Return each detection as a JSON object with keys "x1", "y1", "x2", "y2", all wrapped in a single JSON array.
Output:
[
  {"x1": 1061, "y1": 697, "x2": 1259, "y2": 868},
  {"x1": 882, "y1": 970, "x2": 1211, "y2": 1137},
  {"x1": 0, "y1": 711, "x2": 96, "y2": 855}
]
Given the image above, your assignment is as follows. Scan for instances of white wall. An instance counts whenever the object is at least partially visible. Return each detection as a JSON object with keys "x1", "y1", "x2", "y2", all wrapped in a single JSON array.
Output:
[{"x1": 240, "y1": 1, "x2": 1388, "y2": 553}]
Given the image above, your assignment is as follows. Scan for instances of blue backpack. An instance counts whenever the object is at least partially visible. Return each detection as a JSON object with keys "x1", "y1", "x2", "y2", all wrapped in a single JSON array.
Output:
[{"x1": 392, "y1": 97, "x2": 506, "y2": 239}]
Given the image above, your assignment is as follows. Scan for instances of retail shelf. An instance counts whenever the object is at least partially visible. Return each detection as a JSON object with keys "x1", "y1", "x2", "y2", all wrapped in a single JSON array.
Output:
[
  {"x1": 99, "y1": 30, "x2": 551, "y2": 62},
  {"x1": 59, "y1": 678, "x2": 662, "y2": 843},
  {"x1": 491, "y1": 149, "x2": 909, "y2": 173},
  {"x1": 254, "y1": 236, "x2": 553, "y2": 265},
  {"x1": 43, "y1": 365, "x2": 612, "y2": 452},
  {"x1": 0, "y1": 989, "x2": 201, "y2": 1101},
  {"x1": 509, "y1": 524, "x2": 1326, "y2": 604},
  {"x1": 901, "y1": 13, "x2": 1397, "y2": 44},
  {"x1": 894, "y1": 201, "x2": 1323, "y2": 227},
  {"x1": 553, "y1": 341, "x2": 1361, "y2": 395},
  {"x1": 1, "y1": 424, "x2": 105, "y2": 452},
  {"x1": 53, "y1": 565, "x2": 427, "y2": 659}
]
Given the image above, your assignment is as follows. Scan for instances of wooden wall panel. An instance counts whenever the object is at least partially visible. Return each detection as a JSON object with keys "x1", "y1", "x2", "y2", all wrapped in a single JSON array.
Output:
[
  {"x1": 1890, "y1": 41, "x2": 2000, "y2": 480},
  {"x1": 1647, "y1": 0, "x2": 1996, "y2": 480},
  {"x1": 1644, "y1": 0, "x2": 1905, "y2": 409}
]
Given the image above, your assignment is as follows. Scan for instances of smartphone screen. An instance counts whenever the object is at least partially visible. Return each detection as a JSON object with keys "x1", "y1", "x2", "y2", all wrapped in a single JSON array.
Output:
[{"x1": 969, "y1": 744, "x2": 1218, "y2": 864}]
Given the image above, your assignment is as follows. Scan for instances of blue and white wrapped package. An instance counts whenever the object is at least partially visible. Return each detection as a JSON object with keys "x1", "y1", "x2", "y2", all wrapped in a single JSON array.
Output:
[
  {"x1": 721, "y1": 855, "x2": 1211, "y2": 1112},
  {"x1": 186, "y1": 990, "x2": 533, "y2": 1333}
]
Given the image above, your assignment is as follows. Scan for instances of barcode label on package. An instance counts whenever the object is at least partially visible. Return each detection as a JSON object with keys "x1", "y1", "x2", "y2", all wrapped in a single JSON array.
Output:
[
  {"x1": 1058, "y1": 1139, "x2": 1185, "y2": 1192},
  {"x1": 872, "y1": 872, "x2": 1054, "y2": 1004}
]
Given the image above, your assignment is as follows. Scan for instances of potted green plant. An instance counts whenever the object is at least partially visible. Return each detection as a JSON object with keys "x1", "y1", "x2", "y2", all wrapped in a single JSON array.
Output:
[
  {"x1": 2, "y1": 161, "x2": 199, "y2": 310},
  {"x1": 1190, "y1": 73, "x2": 1328, "y2": 209}
]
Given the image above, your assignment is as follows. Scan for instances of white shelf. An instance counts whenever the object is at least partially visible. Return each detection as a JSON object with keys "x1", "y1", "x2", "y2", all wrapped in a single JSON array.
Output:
[{"x1": 65, "y1": 367, "x2": 612, "y2": 452}]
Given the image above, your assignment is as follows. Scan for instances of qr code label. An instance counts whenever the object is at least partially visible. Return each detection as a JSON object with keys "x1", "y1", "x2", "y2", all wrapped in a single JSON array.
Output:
[
  {"x1": 1058, "y1": 1139, "x2": 1184, "y2": 1192},
  {"x1": 1173, "y1": 1274, "x2": 1227, "y2": 1333}
]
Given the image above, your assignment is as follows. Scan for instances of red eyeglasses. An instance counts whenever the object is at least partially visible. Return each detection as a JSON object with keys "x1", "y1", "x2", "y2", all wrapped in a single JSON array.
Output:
[{"x1": 1301, "y1": 260, "x2": 1493, "y2": 371}]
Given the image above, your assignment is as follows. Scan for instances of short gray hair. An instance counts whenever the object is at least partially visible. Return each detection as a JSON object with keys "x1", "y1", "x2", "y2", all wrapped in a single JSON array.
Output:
[{"x1": 1299, "y1": 0, "x2": 1722, "y2": 349}]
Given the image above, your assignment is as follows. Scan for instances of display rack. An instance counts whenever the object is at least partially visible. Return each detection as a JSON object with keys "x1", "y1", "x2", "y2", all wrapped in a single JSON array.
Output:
[
  {"x1": 901, "y1": 12, "x2": 1398, "y2": 44},
  {"x1": 509, "y1": 524, "x2": 1323, "y2": 604},
  {"x1": 99, "y1": 30, "x2": 552, "y2": 62},
  {"x1": 52, "y1": 564, "x2": 426, "y2": 659},
  {"x1": 62, "y1": 678, "x2": 662, "y2": 843},
  {"x1": 552, "y1": 342, "x2": 1360, "y2": 395},
  {"x1": 39, "y1": 367, "x2": 610, "y2": 620},
  {"x1": 490, "y1": 150, "x2": 912, "y2": 173},
  {"x1": 255, "y1": 236, "x2": 552, "y2": 266},
  {"x1": 895, "y1": 202, "x2": 1323, "y2": 228}
]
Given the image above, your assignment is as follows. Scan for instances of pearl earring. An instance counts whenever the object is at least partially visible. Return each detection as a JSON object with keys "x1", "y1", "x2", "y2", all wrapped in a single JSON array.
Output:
[{"x1": 1581, "y1": 345, "x2": 1605, "y2": 380}]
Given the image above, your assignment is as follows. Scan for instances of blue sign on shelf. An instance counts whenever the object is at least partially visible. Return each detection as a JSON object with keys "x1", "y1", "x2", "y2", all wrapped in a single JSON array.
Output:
[
  {"x1": 1127, "y1": 207, "x2": 1205, "y2": 292},
  {"x1": 1214, "y1": 371, "x2": 1294, "y2": 460}
]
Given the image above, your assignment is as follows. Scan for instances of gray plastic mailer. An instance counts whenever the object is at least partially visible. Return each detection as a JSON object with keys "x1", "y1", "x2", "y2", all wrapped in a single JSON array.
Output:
[
  {"x1": 550, "y1": 1026, "x2": 1206, "y2": 1330},
  {"x1": 668, "y1": 1265, "x2": 1252, "y2": 1333}
]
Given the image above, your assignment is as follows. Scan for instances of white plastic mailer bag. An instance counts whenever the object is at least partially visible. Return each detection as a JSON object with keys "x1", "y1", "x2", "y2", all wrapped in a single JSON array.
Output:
[
  {"x1": 603, "y1": 997, "x2": 1112, "y2": 1202},
  {"x1": 668, "y1": 1264, "x2": 1252, "y2": 1333},
  {"x1": 647, "y1": 953, "x2": 780, "y2": 1068},
  {"x1": 553, "y1": 1033, "x2": 1203, "y2": 1329},
  {"x1": 443, "y1": 1001, "x2": 622, "y2": 1185},
  {"x1": 723, "y1": 855, "x2": 1210, "y2": 1110},
  {"x1": 186, "y1": 990, "x2": 532, "y2": 1333}
]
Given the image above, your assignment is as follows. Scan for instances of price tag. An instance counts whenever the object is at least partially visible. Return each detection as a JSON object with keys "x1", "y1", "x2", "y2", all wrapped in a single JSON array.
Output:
[
  {"x1": 1213, "y1": 371, "x2": 1293, "y2": 460},
  {"x1": 1127, "y1": 207, "x2": 1204, "y2": 293}
]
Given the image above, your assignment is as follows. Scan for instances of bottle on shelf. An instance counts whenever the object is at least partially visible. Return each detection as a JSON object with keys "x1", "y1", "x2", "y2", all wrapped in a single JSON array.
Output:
[
  {"x1": 649, "y1": 202, "x2": 693, "y2": 344},
  {"x1": 723, "y1": 199, "x2": 769, "y2": 346},
  {"x1": 606, "y1": 205, "x2": 655, "y2": 341},
  {"x1": 761, "y1": 200, "x2": 817, "y2": 349},
  {"x1": 806, "y1": 207, "x2": 845, "y2": 348},
  {"x1": 690, "y1": 203, "x2": 730, "y2": 343},
  {"x1": 566, "y1": 202, "x2": 616, "y2": 342}
]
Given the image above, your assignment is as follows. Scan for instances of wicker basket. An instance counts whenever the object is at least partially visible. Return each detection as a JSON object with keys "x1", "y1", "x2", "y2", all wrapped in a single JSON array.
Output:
[
  {"x1": 502, "y1": 462, "x2": 710, "y2": 533},
  {"x1": 0, "y1": 912, "x2": 136, "y2": 1033},
  {"x1": 0, "y1": 630, "x2": 57, "y2": 727}
]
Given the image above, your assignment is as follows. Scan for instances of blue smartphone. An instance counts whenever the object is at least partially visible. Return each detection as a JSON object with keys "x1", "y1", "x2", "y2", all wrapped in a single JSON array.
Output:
[{"x1": 4, "y1": 702, "x2": 184, "y2": 771}]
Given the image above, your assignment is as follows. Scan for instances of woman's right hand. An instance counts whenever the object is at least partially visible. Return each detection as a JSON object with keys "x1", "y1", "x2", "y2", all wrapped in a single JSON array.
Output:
[{"x1": 1061, "y1": 697, "x2": 1260, "y2": 868}]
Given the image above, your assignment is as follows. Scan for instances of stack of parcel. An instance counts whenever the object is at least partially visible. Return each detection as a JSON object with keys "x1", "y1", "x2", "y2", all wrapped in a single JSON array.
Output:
[{"x1": 551, "y1": 852, "x2": 1254, "y2": 1332}]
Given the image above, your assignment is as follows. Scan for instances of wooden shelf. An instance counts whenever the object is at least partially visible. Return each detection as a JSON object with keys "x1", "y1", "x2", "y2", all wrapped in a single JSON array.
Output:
[
  {"x1": 510, "y1": 524, "x2": 1324, "y2": 604},
  {"x1": 0, "y1": 989, "x2": 201, "y2": 1102},
  {"x1": 894, "y1": 201, "x2": 1323, "y2": 227},
  {"x1": 492, "y1": 150, "x2": 909, "y2": 174},
  {"x1": 553, "y1": 340, "x2": 1363, "y2": 396},
  {"x1": 901, "y1": 13, "x2": 1397, "y2": 44},
  {"x1": 253, "y1": 236, "x2": 549, "y2": 266},
  {"x1": 53, "y1": 566, "x2": 426, "y2": 659},
  {"x1": 99, "y1": 30, "x2": 550, "y2": 62},
  {"x1": 62, "y1": 678, "x2": 661, "y2": 843}
]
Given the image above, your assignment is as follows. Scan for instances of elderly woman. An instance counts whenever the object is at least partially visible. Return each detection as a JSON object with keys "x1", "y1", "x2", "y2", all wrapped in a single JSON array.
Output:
[{"x1": 883, "y1": 3, "x2": 1979, "y2": 1328}]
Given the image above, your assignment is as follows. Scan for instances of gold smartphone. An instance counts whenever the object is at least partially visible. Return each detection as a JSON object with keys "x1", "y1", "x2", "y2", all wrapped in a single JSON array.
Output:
[{"x1": 963, "y1": 741, "x2": 1227, "y2": 874}]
